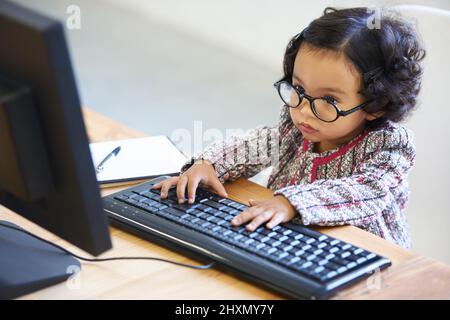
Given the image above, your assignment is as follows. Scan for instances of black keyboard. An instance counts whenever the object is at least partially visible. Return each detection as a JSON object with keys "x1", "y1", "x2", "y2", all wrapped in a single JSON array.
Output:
[{"x1": 103, "y1": 176, "x2": 391, "y2": 299}]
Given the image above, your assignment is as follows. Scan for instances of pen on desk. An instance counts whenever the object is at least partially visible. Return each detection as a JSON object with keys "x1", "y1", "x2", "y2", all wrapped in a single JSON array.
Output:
[{"x1": 95, "y1": 146, "x2": 121, "y2": 174}]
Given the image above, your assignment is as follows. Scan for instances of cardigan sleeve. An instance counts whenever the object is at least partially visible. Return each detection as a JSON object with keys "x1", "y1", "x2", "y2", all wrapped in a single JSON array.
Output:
[
  {"x1": 274, "y1": 126, "x2": 416, "y2": 227},
  {"x1": 180, "y1": 106, "x2": 295, "y2": 184}
]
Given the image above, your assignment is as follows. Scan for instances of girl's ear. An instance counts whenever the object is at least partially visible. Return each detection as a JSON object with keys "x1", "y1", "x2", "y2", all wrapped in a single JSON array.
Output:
[{"x1": 365, "y1": 111, "x2": 385, "y2": 121}]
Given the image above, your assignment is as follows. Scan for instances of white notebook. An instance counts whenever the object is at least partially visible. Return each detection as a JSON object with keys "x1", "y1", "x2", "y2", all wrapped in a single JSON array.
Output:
[{"x1": 89, "y1": 136, "x2": 188, "y2": 186}]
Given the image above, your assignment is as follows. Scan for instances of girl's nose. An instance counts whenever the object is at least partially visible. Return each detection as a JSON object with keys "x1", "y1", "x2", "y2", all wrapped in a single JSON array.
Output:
[{"x1": 298, "y1": 99, "x2": 314, "y2": 117}]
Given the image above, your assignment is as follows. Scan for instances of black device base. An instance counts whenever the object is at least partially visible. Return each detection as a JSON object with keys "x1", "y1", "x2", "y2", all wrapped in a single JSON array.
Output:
[{"x1": 0, "y1": 220, "x2": 80, "y2": 299}]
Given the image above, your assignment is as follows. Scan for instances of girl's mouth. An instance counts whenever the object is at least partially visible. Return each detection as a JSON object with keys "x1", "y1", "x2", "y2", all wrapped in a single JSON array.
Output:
[{"x1": 299, "y1": 122, "x2": 318, "y2": 134}]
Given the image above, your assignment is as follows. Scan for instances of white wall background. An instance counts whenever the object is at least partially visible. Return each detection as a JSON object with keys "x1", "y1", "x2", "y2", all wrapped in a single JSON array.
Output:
[{"x1": 108, "y1": 0, "x2": 450, "y2": 68}]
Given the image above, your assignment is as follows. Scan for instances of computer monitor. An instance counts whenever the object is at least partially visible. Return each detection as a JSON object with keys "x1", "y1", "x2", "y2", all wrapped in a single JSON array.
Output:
[{"x1": 0, "y1": 1, "x2": 112, "y2": 298}]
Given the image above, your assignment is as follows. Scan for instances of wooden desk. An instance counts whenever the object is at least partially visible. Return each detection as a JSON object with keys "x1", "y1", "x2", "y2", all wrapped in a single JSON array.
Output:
[{"x1": 2, "y1": 108, "x2": 450, "y2": 299}]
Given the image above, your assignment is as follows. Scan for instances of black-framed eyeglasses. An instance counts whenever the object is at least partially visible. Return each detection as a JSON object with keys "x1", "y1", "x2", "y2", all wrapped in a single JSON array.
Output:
[{"x1": 273, "y1": 80, "x2": 372, "y2": 123}]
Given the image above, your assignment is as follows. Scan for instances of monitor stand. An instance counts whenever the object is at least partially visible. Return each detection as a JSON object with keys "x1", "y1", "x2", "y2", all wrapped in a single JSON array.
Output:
[{"x1": 0, "y1": 220, "x2": 80, "y2": 299}]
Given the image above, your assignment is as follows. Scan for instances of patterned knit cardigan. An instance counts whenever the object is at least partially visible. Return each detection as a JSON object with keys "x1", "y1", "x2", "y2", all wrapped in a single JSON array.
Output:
[{"x1": 180, "y1": 106, "x2": 416, "y2": 249}]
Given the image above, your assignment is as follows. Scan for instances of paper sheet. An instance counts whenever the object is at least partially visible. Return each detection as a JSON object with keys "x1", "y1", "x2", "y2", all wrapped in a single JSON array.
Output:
[{"x1": 89, "y1": 136, "x2": 187, "y2": 184}]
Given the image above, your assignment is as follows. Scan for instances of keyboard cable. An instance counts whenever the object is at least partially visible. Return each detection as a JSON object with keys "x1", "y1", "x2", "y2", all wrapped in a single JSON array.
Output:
[{"x1": 0, "y1": 221, "x2": 216, "y2": 270}]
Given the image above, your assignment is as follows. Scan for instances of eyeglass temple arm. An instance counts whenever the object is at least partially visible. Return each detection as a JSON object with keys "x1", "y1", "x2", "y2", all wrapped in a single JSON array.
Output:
[{"x1": 338, "y1": 100, "x2": 373, "y2": 116}]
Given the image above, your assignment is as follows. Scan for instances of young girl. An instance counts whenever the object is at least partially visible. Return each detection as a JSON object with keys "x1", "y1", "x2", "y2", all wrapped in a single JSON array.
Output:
[{"x1": 152, "y1": 7, "x2": 425, "y2": 249}]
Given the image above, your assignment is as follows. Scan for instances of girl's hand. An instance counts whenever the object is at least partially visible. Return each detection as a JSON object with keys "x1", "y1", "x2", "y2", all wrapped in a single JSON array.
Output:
[
  {"x1": 151, "y1": 160, "x2": 228, "y2": 204},
  {"x1": 231, "y1": 196, "x2": 297, "y2": 231}
]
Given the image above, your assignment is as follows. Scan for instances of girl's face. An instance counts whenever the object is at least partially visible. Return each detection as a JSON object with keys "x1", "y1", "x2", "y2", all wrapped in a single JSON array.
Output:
[{"x1": 289, "y1": 43, "x2": 377, "y2": 152}]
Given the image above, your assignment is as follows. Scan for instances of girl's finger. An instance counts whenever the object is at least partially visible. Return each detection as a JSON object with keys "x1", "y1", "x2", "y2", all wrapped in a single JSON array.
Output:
[
  {"x1": 160, "y1": 181, "x2": 174, "y2": 199},
  {"x1": 186, "y1": 176, "x2": 200, "y2": 204},
  {"x1": 231, "y1": 206, "x2": 263, "y2": 226},
  {"x1": 249, "y1": 199, "x2": 262, "y2": 206},
  {"x1": 266, "y1": 212, "x2": 285, "y2": 229},
  {"x1": 151, "y1": 181, "x2": 163, "y2": 189},
  {"x1": 176, "y1": 175, "x2": 189, "y2": 203},
  {"x1": 209, "y1": 178, "x2": 228, "y2": 198},
  {"x1": 246, "y1": 210, "x2": 274, "y2": 231}
]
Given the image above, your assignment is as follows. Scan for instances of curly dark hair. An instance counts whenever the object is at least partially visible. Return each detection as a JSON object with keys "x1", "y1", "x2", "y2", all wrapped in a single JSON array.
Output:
[{"x1": 281, "y1": 7, "x2": 426, "y2": 127}]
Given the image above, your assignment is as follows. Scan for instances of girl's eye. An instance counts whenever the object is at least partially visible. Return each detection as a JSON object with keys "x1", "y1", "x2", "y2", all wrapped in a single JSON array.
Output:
[{"x1": 324, "y1": 95, "x2": 339, "y2": 104}]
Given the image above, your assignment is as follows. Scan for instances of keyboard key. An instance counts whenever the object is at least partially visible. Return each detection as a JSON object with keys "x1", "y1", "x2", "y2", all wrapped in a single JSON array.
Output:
[
  {"x1": 231, "y1": 226, "x2": 247, "y2": 234},
  {"x1": 211, "y1": 195, "x2": 226, "y2": 202},
  {"x1": 314, "y1": 266, "x2": 325, "y2": 274},
  {"x1": 245, "y1": 238, "x2": 255, "y2": 245},
  {"x1": 272, "y1": 233, "x2": 288, "y2": 241},
  {"x1": 289, "y1": 256, "x2": 301, "y2": 264},
  {"x1": 249, "y1": 232, "x2": 259, "y2": 239},
  {"x1": 324, "y1": 261, "x2": 340, "y2": 270},
  {"x1": 196, "y1": 212, "x2": 207, "y2": 218},
  {"x1": 329, "y1": 247, "x2": 339, "y2": 254},
  {"x1": 277, "y1": 251, "x2": 289, "y2": 260},
  {"x1": 180, "y1": 213, "x2": 190, "y2": 219},
  {"x1": 325, "y1": 253, "x2": 336, "y2": 260},
  {"x1": 209, "y1": 217, "x2": 222, "y2": 224},
  {"x1": 329, "y1": 239, "x2": 340, "y2": 246},
  {"x1": 314, "y1": 249, "x2": 324, "y2": 256},
  {"x1": 337, "y1": 266, "x2": 348, "y2": 274},
  {"x1": 341, "y1": 243, "x2": 352, "y2": 250},
  {"x1": 221, "y1": 207, "x2": 239, "y2": 215},
  {"x1": 202, "y1": 206, "x2": 216, "y2": 214},
  {"x1": 172, "y1": 203, "x2": 193, "y2": 212},
  {"x1": 366, "y1": 253, "x2": 377, "y2": 260},
  {"x1": 164, "y1": 207, "x2": 186, "y2": 218},
  {"x1": 258, "y1": 228, "x2": 273, "y2": 236},
  {"x1": 260, "y1": 237, "x2": 270, "y2": 243},
  {"x1": 216, "y1": 220, "x2": 227, "y2": 226},
  {"x1": 356, "y1": 257, "x2": 367, "y2": 264},
  {"x1": 306, "y1": 254, "x2": 317, "y2": 261},
  {"x1": 125, "y1": 192, "x2": 138, "y2": 198},
  {"x1": 233, "y1": 234, "x2": 244, "y2": 241},
  {"x1": 134, "y1": 195, "x2": 148, "y2": 202},
  {"x1": 294, "y1": 250, "x2": 305, "y2": 257},
  {"x1": 229, "y1": 202, "x2": 244, "y2": 210},
  {"x1": 272, "y1": 241, "x2": 282, "y2": 248},
  {"x1": 201, "y1": 221, "x2": 211, "y2": 228},
  {"x1": 191, "y1": 217, "x2": 200, "y2": 224},
  {"x1": 317, "y1": 242, "x2": 327, "y2": 249},
  {"x1": 265, "y1": 238, "x2": 278, "y2": 246},
  {"x1": 205, "y1": 208, "x2": 221, "y2": 216},
  {"x1": 266, "y1": 247, "x2": 277, "y2": 254},
  {"x1": 272, "y1": 225, "x2": 281, "y2": 232},
  {"x1": 301, "y1": 244, "x2": 312, "y2": 251},
  {"x1": 203, "y1": 200, "x2": 227, "y2": 211},
  {"x1": 318, "y1": 259, "x2": 328, "y2": 266},
  {"x1": 334, "y1": 258, "x2": 351, "y2": 268},
  {"x1": 256, "y1": 243, "x2": 266, "y2": 250},
  {"x1": 222, "y1": 230, "x2": 233, "y2": 236}
]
